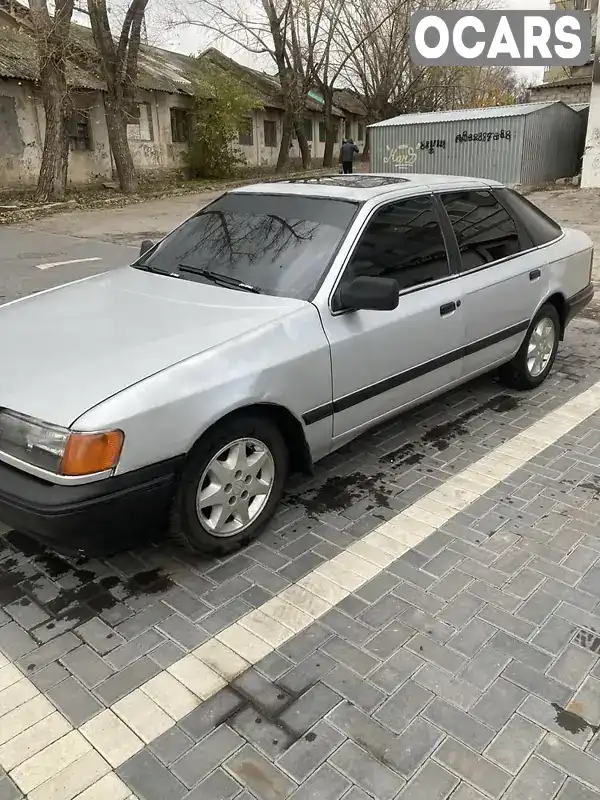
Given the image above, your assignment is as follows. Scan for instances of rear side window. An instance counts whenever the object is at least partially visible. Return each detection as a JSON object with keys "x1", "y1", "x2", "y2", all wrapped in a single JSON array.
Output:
[
  {"x1": 494, "y1": 187, "x2": 562, "y2": 247},
  {"x1": 440, "y1": 190, "x2": 524, "y2": 271}
]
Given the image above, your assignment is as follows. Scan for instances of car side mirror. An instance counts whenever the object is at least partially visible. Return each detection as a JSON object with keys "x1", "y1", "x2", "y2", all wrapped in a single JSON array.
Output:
[
  {"x1": 140, "y1": 239, "x2": 154, "y2": 257},
  {"x1": 337, "y1": 276, "x2": 399, "y2": 311}
]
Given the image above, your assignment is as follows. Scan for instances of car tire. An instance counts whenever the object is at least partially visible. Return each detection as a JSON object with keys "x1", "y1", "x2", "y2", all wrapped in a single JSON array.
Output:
[
  {"x1": 498, "y1": 303, "x2": 560, "y2": 391},
  {"x1": 173, "y1": 414, "x2": 289, "y2": 556}
]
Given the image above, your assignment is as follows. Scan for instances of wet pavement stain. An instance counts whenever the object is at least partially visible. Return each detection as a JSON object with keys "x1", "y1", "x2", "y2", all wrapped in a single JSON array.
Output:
[
  {"x1": 423, "y1": 394, "x2": 520, "y2": 451},
  {"x1": 574, "y1": 628, "x2": 600, "y2": 654},
  {"x1": 380, "y1": 442, "x2": 424, "y2": 466},
  {"x1": 288, "y1": 393, "x2": 521, "y2": 517},
  {"x1": 578, "y1": 477, "x2": 600, "y2": 499},
  {"x1": 287, "y1": 471, "x2": 391, "y2": 515},
  {"x1": 0, "y1": 530, "x2": 174, "y2": 634},
  {"x1": 552, "y1": 702, "x2": 600, "y2": 736},
  {"x1": 123, "y1": 569, "x2": 174, "y2": 596}
]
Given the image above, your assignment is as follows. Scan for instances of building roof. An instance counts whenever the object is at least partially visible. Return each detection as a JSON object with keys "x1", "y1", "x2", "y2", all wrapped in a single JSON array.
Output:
[
  {"x1": 73, "y1": 24, "x2": 197, "y2": 95},
  {"x1": 0, "y1": 3, "x2": 346, "y2": 116},
  {"x1": 368, "y1": 101, "x2": 570, "y2": 128},
  {"x1": 198, "y1": 48, "x2": 341, "y2": 115},
  {"x1": 0, "y1": 16, "x2": 105, "y2": 89},
  {"x1": 332, "y1": 89, "x2": 367, "y2": 117},
  {"x1": 0, "y1": 8, "x2": 196, "y2": 94},
  {"x1": 530, "y1": 74, "x2": 592, "y2": 90},
  {"x1": 230, "y1": 172, "x2": 502, "y2": 202}
]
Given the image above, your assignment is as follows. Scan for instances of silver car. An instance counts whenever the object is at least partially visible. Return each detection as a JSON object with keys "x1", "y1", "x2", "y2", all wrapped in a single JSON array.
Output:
[{"x1": 0, "y1": 174, "x2": 594, "y2": 557}]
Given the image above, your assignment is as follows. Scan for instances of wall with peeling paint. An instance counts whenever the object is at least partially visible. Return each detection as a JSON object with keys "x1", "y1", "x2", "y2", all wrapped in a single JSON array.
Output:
[
  {"x1": 235, "y1": 108, "x2": 365, "y2": 168},
  {"x1": 0, "y1": 81, "x2": 196, "y2": 189},
  {"x1": 0, "y1": 81, "x2": 41, "y2": 187},
  {"x1": 0, "y1": 76, "x2": 367, "y2": 189}
]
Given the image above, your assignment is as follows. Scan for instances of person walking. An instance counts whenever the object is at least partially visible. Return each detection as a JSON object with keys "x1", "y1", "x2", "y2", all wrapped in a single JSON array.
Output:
[{"x1": 339, "y1": 138, "x2": 359, "y2": 174}]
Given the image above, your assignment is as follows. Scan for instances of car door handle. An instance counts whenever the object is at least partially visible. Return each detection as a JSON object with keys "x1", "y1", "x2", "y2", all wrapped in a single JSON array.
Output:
[
  {"x1": 440, "y1": 301, "x2": 457, "y2": 316},
  {"x1": 529, "y1": 269, "x2": 541, "y2": 281}
]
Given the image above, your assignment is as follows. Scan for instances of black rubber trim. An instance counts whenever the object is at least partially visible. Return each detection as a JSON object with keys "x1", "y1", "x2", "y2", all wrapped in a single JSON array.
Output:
[
  {"x1": 564, "y1": 283, "x2": 594, "y2": 328},
  {"x1": 0, "y1": 456, "x2": 184, "y2": 556},
  {"x1": 302, "y1": 320, "x2": 529, "y2": 425}
]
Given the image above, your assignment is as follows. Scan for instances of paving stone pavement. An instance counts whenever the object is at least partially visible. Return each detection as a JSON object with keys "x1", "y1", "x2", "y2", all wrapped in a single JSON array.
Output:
[{"x1": 3, "y1": 319, "x2": 600, "y2": 799}]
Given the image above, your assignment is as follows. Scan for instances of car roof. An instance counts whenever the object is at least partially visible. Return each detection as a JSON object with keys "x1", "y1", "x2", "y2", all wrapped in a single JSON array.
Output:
[{"x1": 229, "y1": 173, "x2": 503, "y2": 202}]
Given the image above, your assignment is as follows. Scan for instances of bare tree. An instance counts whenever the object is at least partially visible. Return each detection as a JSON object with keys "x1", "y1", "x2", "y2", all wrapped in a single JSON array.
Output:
[
  {"x1": 87, "y1": 0, "x2": 149, "y2": 192},
  {"x1": 28, "y1": 0, "x2": 75, "y2": 201},
  {"x1": 447, "y1": 66, "x2": 530, "y2": 108},
  {"x1": 338, "y1": 0, "x2": 493, "y2": 156},
  {"x1": 170, "y1": 0, "x2": 320, "y2": 170},
  {"x1": 293, "y1": 0, "x2": 397, "y2": 165}
]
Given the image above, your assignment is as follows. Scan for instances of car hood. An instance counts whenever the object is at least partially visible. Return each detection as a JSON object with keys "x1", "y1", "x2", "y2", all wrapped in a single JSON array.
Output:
[{"x1": 0, "y1": 267, "x2": 305, "y2": 427}]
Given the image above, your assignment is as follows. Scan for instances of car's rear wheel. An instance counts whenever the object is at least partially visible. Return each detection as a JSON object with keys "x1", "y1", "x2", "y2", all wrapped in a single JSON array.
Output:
[
  {"x1": 174, "y1": 414, "x2": 288, "y2": 556},
  {"x1": 498, "y1": 303, "x2": 560, "y2": 390}
]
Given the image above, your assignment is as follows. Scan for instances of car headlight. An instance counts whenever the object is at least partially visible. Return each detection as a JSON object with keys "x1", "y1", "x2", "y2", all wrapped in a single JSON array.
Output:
[{"x1": 0, "y1": 409, "x2": 124, "y2": 476}]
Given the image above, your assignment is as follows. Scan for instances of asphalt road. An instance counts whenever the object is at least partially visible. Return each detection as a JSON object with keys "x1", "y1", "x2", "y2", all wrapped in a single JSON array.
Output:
[
  {"x1": 1, "y1": 187, "x2": 225, "y2": 305},
  {"x1": 0, "y1": 229, "x2": 138, "y2": 305}
]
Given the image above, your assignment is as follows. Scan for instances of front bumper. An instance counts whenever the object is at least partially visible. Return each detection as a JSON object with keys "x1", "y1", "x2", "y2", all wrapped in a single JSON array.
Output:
[
  {"x1": 565, "y1": 283, "x2": 594, "y2": 329},
  {"x1": 0, "y1": 456, "x2": 183, "y2": 556}
]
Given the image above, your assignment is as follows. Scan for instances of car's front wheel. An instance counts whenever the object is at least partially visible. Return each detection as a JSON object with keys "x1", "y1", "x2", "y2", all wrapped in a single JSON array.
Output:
[
  {"x1": 174, "y1": 414, "x2": 288, "y2": 556},
  {"x1": 498, "y1": 303, "x2": 560, "y2": 390}
]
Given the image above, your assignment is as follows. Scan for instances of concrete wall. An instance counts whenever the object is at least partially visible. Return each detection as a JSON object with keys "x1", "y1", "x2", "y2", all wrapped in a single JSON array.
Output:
[
  {"x1": 235, "y1": 108, "x2": 367, "y2": 167},
  {"x1": 63, "y1": 91, "x2": 112, "y2": 184},
  {"x1": 0, "y1": 76, "x2": 368, "y2": 188},
  {"x1": 0, "y1": 80, "x2": 195, "y2": 188},
  {"x1": 0, "y1": 80, "x2": 41, "y2": 187}
]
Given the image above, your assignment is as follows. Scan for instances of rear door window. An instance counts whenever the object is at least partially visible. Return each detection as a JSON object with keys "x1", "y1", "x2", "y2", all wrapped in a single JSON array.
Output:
[{"x1": 440, "y1": 189, "x2": 527, "y2": 272}]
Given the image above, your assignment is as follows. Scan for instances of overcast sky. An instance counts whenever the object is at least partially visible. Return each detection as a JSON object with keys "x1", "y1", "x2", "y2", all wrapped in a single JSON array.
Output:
[
  {"x1": 117, "y1": 0, "x2": 555, "y2": 84},
  {"x1": 506, "y1": 0, "x2": 552, "y2": 81}
]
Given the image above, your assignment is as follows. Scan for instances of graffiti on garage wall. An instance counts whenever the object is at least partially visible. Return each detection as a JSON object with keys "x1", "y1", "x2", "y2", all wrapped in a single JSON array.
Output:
[
  {"x1": 383, "y1": 129, "x2": 511, "y2": 169},
  {"x1": 455, "y1": 129, "x2": 512, "y2": 143},
  {"x1": 419, "y1": 139, "x2": 446, "y2": 154},
  {"x1": 383, "y1": 144, "x2": 418, "y2": 168}
]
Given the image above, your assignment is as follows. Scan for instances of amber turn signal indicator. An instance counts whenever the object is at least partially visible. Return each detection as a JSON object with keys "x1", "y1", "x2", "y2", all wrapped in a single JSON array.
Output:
[{"x1": 60, "y1": 430, "x2": 124, "y2": 476}]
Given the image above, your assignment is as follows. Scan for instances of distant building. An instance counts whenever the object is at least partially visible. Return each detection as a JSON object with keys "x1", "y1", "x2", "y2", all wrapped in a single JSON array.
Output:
[
  {"x1": 0, "y1": 1, "x2": 367, "y2": 188},
  {"x1": 529, "y1": 0, "x2": 596, "y2": 106}
]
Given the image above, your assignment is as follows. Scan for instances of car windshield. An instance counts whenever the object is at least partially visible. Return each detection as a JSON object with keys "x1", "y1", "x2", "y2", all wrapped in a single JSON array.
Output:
[{"x1": 134, "y1": 192, "x2": 359, "y2": 300}]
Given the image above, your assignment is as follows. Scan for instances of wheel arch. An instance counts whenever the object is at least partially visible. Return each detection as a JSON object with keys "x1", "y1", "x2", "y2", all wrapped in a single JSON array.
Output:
[
  {"x1": 184, "y1": 402, "x2": 314, "y2": 476},
  {"x1": 537, "y1": 292, "x2": 567, "y2": 340}
]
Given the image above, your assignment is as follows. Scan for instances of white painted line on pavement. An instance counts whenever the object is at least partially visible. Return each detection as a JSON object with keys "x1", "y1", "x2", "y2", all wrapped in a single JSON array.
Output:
[
  {"x1": 35, "y1": 257, "x2": 102, "y2": 270},
  {"x1": 3, "y1": 378, "x2": 600, "y2": 797}
]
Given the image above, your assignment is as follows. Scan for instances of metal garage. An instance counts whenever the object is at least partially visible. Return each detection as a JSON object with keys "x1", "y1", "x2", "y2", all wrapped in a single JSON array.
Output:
[{"x1": 369, "y1": 101, "x2": 585, "y2": 185}]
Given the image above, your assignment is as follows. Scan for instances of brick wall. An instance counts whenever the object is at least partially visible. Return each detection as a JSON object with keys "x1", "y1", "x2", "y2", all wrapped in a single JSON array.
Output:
[{"x1": 529, "y1": 84, "x2": 591, "y2": 104}]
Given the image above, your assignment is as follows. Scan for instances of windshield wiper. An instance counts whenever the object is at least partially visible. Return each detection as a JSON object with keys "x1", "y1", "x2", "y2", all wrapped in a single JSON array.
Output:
[{"x1": 177, "y1": 264, "x2": 262, "y2": 294}]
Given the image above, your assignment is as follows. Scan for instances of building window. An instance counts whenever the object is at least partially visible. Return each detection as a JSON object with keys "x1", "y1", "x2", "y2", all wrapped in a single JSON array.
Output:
[
  {"x1": 170, "y1": 108, "x2": 189, "y2": 143},
  {"x1": 126, "y1": 102, "x2": 154, "y2": 141},
  {"x1": 264, "y1": 119, "x2": 277, "y2": 148},
  {"x1": 68, "y1": 109, "x2": 92, "y2": 150},
  {"x1": 302, "y1": 117, "x2": 313, "y2": 142},
  {"x1": 357, "y1": 122, "x2": 365, "y2": 141},
  {"x1": 318, "y1": 121, "x2": 326, "y2": 142},
  {"x1": 238, "y1": 117, "x2": 253, "y2": 146},
  {"x1": 345, "y1": 119, "x2": 352, "y2": 139}
]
